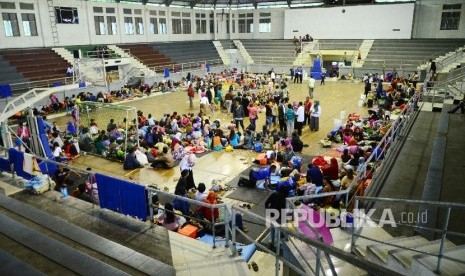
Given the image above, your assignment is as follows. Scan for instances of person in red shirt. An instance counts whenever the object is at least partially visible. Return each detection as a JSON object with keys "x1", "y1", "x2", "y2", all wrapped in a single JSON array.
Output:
[{"x1": 304, "y1": 97, "x2": 312, "y2": 126}]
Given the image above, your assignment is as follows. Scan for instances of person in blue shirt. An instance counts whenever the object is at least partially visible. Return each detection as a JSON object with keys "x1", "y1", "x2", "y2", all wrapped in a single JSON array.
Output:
[
  {"x1": 247, "y1": 165, "x2": 277, "y2": 189},
  {"x1": 307, "y1": 163, "x2": 323, "y2": 187},
  {"x1": 275, "y1": 170, "x2": 299, "y2": 196}
]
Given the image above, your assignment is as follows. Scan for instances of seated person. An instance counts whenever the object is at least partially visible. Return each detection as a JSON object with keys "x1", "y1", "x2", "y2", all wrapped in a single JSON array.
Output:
[
  {"x1": 52, "y1": 142, "x2": 68, "y2": 161},
  {"x1": 275, "y1": 170, "x2": 299, "y2": 194},
  {"x1": 246, "y1": 165, "x2": 277, "y2": 189},
  {"x1": 291, "y1": 132, "x2": 304, "y2": 153},
  {"x1": 151, "y1": 147, "x2": 175, "y2": 169},
  {"x1": 307, "y1": 163, "x2": 323, "y2": 187},
  {"x1": 194, "y1": 183, "x2": 208, "y2": 201},
  {"x1": 321, "y1": 157, "x2": 339, "y2": 180},
  {"x1": 63, "y1": 139, "x2": 79, "y2": 158},
  {"x1": 197, "y1": 191, "x2": 219, "y2": 221},
  {"x1": 157, "y1": 202, "x2": 186, "y2": 231},
  {"x1": 123, "y1": 147, "x2": 142, "y2": 170}
]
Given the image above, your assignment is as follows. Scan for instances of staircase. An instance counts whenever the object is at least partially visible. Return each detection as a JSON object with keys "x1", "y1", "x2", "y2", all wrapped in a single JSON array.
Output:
[
  {"x1": 233, "y1": 40, "x2": 254, "y2": 64},
  {"x1": 169, "y1": 232, "x2": 249, "y2": 275},
  {"x1": 352, "y1": 40, "x2": 374, "y2": 68},
  {"x1": 52, "y1": 47, "x2": 75, "y2": 64},
  {"x1": 293, "y1": 40, "x2": 318, "y2": 66},
  {"x1": 107, "y1": 45, "x2": 151, "y2": 72},
  {"x1": 213, "y1": 40, "x2": 231, "y2": 66}
]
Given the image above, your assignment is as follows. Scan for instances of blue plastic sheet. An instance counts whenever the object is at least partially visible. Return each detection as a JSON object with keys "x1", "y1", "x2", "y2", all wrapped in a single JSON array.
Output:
[
  {"x1": 8, "y1": 148, "x2": 33, "y2": 180},
  {"x1": 95, "y1": 173, "x2": 148, "y2": 220}
]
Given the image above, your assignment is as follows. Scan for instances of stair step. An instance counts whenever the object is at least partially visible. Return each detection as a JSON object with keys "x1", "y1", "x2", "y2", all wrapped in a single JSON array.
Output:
[
  {"x1": 367, "y1": 236, "x2": 428, "y2": 264},
  {"x1": 388, "y1": 239, "x2": 455, "y2": 270},
  {"x1": 411, "y1": 244, "x2": 465, "y2": 276}
]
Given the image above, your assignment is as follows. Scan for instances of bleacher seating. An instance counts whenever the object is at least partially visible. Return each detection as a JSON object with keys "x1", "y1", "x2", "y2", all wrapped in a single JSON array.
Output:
[
  {"x1": 0, "y1": 54, "x2": 29, "y2": 86},
  {"x1": 317, "y1": 39, "x2": 363, "y2": 50},
  {"x1": 0, "y1": 48, "x2": 70, "y2": 83},
  {"x1": 152, "y1": 40, "x2": 222, "y2": 68},
  {"x1": 240, "y1": 39, "x2": 296, "y2": 65},
  {"x1": 118, "y1": 44, "x2": 172, "y2": 68},
  {"x1": 363, "y1": 39, "x2": 465, "y2": 72}
]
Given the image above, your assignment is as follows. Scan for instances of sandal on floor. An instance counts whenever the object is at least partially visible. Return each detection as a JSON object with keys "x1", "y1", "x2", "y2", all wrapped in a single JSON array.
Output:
[{"x1": 251, "y1": 261, "x2": 259, "y2": 272}]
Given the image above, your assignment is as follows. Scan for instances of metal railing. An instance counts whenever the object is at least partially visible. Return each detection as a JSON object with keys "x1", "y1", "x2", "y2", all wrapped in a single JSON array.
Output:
[
  {"x1": 287, "y1": 93, "x2": 421, "y2": 211},
  {"x1": 228, "y1": 205, "x2": 403, "y2": 276},
  {"x1": 8, "y1": 76, "x2": 75, "y2": 95},
  {"x1": 353, "y1": 196, "x2": 465, "y2": 274},
  {"x1": 148, "y1": 58, "x2": 224, "y2": 75},
  {"x1": 421, "y1": 45, "x2": 464, "y2": 68}
]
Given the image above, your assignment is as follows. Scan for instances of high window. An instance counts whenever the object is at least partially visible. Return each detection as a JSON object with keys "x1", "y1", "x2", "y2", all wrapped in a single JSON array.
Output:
[
  {"x1": 195, "y1": 13, "x2": 206, "y2": 34},
  {"x1": 124, "y1": 17, "x2": 134, "y2": 35},
  {"x1": 2, "y1": 12, "x2": 19, "y2": 37},
  {"x1": 21, "y1": 13, "x2": 37, "y2": 36},
  {"x1": 238, "y1": 13, "x2": 253, "y2": 33},
  {"x1": 259, "y1": 13, "x2": 271, "y2": 33},
  {"x1": 441, "y1": 4, "x2": 461, "y2": 30}
]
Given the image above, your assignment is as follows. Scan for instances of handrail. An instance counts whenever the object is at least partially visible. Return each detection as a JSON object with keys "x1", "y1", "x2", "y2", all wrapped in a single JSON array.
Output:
[
  {"x1": 354, "y1": 196, "x2": 465, "y2": 273},
  {"x1": 356, "y1": 196, "x2": 465, "y2": 209},
  {"x1": 286, "y1": 94, "x2": 419, "y2": 208},
  {"x1": 421, "y1": 45, "x2": 460, "y2": 66},
  {"x1": 231, "y1": 205, "x2": 403, "y2": 276},
  {"x1": 148, "y1": 58, "x2": 224, "y2": 74},
  {"x1": 9, "y1": 76, "x2": 75, "y2": 93}
]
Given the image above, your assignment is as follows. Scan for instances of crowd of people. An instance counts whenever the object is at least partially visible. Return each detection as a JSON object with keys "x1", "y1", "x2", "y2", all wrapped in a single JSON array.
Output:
[{"x1": 13, "y1": 65, "x2": 419, "y2": 243}]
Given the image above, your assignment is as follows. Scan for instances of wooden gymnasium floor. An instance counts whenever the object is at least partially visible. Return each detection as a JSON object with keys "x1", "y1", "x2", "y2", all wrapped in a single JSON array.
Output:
[{"x1": 54, "y1": 79, "x2": 367, "y2": 193}]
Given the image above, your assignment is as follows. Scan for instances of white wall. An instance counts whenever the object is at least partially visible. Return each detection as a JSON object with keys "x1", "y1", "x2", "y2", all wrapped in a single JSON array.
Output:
[
  {"x1": 284, "y1": 3, "x2": 415, "y2": 39},
  {"x1": 0, "y1": 0, "x2": 286, "y2": 49},
  {"x1": 412, "y1": 0, "x2": 465, "y2": 39}
]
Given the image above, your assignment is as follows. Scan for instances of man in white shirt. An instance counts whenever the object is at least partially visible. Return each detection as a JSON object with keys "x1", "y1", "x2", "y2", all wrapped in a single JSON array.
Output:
[
  {"x1": 295, "y1": 101, "x2": 305, "y2": 136},
  {"x1": 308, "y1": 75, "x2": 315, "y2": 98}
]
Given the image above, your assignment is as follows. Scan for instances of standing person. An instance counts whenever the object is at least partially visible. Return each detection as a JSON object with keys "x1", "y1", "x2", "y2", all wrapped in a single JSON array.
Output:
[
  {"x1": 310, "y1": 100, "x2": 321, "y2": 131},
  {"x1": 285, "y1": 103, "x2": 295, "y2": 138},
  {"x1": 308, "y1": 75, "x2": 315, "y2": 98},
  {"x1": 270, "y1": 69, "x2": 276, "y2": 84},
  {"x1": 278, "y1": 99, "x2": 287, "y2": 133},
  {"x1": 295, "y1": 101, "x2": 305, "y2": 136},
  {"x1": 289, "y1": 67, "x2": 295, "y2": 82},
  {"x1": 224, "y1": 89, "x2": 234, "y2": 115},
  {"x1": 429, "y1": 59, "x2": 437, "y2": 75},
  {"x1": 187, "y1": 84, "x2": 195, "y2": 108},
  {"x1": 71, "y1": 105, "x2": 79, "y2": 130},
  {"x1": 304, "y1": 97, "x2": 312, "y2": 127},
  {"x1": 199, "y1": 91, "x2": 209, "y2": 115},
  {"x1": 265, "y1": 185, "x2": 288, "y2": 247},
  {"x1": 357, "y1": 51, "x2": 362, "y2": 63},
  {"x1": 298, "y1": 66, "x2": 303, "y2": 83},
  {"x1": 320, "y1": 68, "x2": 326, "y2": 85},
  {"x1": 412, "y1": 71, "x2": 419, "y2": 90},
  {"x1": 233, "y1": 100, "x2": 245, "y2": 132},
  {"x1": 179, "y1": 154, "x2": 197, "y2": 191},
  {"x1": 247, "y1": 103, "x2": 258, "y2": 130}
]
